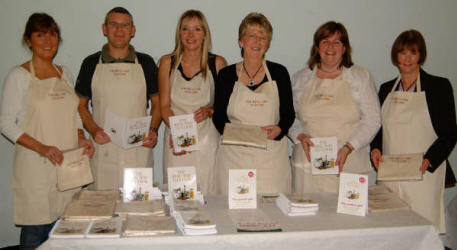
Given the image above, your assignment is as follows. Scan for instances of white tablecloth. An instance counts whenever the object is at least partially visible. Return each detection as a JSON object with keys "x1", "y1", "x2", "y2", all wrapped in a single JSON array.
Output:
[{"x1": 39, "y1": 193, "x2": 443, "y2": 250}]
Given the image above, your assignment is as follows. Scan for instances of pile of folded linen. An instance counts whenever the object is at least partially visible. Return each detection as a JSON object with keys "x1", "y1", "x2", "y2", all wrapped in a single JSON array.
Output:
[
  {"x1": 276, "y1": 193, "x2": 319, "y2": 216},
  {"x1": 174, "y1": 210, "x2": 217, "y2": 235}
]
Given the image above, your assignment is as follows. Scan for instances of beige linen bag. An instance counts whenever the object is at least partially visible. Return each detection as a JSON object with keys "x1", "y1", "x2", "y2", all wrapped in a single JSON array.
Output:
[
  {"x1": 221, "y1": 123, "x2": 268, "y2": 149},
  {"x1": 57, "y1": 147, "x2": 94, "y2": 191},
  {"x1": 377, "y1": 153, "x2": 423, "y2": 181}
]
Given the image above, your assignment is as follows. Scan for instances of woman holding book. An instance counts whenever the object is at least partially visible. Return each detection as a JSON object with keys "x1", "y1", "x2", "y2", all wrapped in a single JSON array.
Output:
[
  {"x1": 0, "y1": 13, "x2": 93, "y2": 249},
  {"x1": 158, "y1": 10, "x2": 227, "y2": 195},
  {"x1": 288, "y1": 21, "x2": 380, "y2": 193},
  {"x1": 212, "y1": 13, "x2": 295, "y2": 194},
  {"x1": 370, "y1": 30, "x2": 457, "y2": 233}
]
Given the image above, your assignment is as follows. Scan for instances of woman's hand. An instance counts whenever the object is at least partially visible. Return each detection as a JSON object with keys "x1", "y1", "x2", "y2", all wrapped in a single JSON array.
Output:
[
  {"x1": 261, "y1": 125, "x2": 281, "y2": 140},
  {"x1": 297, "y1": 133, "x2": 314, "y2": 162},
  {"x1": 169, "y1": 135, "x2": 187, "y2": 156},
  {"x1": 336, "y1": 143, "x2": 354, "y2": 173},
  {"x1": 92, "y1": 127, "x2": 111, "y2": 145},
  {"x1": 371, "y1": 149, "x2": 383, "y2": 169},
  {"x1": 39, "y1": 145, "x2": 63, "y2": 166},
  {"x1": 142, "y1": 129, "x2": 158, "y2": 148},
  {"x1": 420, "y1": 158, "x2": 431, "y2": 174},
  {"x1": 194, "y1": 107, "x2": 212, "y2": 123},
  {"x1": 78, "y1": 136, "x2": 94, "y2": 157}
]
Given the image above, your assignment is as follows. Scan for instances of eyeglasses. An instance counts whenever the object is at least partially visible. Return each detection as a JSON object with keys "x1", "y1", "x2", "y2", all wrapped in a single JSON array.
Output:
[{"x1": 107, "y1": 21, "x2": 131, "y2": 29}]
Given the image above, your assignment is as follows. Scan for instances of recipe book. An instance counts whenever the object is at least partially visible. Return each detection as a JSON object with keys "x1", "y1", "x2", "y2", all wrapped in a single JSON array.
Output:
[
  {"x1": 167, "y1": 166, "x2": 197, "y2": 200},
  {"x1": 377, "y1": 153, "x2": 423, "y2": 181},
  {"x1": 123, "y1": 168, "x2": 154, "y2": 202},
  {"x1": 57, "y1": 147, "x2": 93, "y2": 191},
  {"x1": 310, "y1": 137, "x2": 338, "y2": 175},
  {"x1": 337, "y1": 173, "x2": 368, "y2": 216},
  {"x1": 104, "y1": 110, "x2": 151, "y2": 149},
  {"x1": 222, "y1": 123, "x2": 268, "y2": 150},
  {"x1": 169, "y1": 114, "x2": 199, "y2": 153},
  {"x1": 228, "y1": 169, "x2": 257, "y2": 209}
]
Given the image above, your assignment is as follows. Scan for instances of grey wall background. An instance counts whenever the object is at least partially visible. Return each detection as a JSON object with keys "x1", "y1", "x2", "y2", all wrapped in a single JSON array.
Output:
[{"x1": 1, "y1": 0, "x2": 456, "y2": 246}]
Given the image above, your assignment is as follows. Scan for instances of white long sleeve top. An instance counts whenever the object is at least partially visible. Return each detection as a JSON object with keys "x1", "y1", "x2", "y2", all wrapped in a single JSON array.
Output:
[
  {"x1": 0, "y1": 65, "x2": 82, "y2": 143},
  {"x1": 288, "y1": 65, "x2": 381, "y2": 151}
]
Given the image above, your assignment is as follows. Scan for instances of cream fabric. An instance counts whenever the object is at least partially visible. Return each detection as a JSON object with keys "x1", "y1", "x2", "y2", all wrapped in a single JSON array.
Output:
[
  {"x1": 221, "y1": 123, "x2": 268, "y2": 149},
  {"x1": 377, "y1": 153, "x2": 423, "y2": 181},
  {"x1": 381, "y1": 75, "x2": 446, "y2": 233},
  {"x1": 57, "y1": 147, "x2": 94, "y2": 191},
  {"x1": 163, "y1": 56, "x2": 219, "y2": 195},
  {"x1": 216, "y1": 61, "x2": 291, "y2": 195},
  {"x1": 13, "y1": 61, "x2": 80, "y2": 225},
  {"x1": 90, "y1": 57, "x2": 153, "y2": 190},
  {"x1": 292, "y1": 73, "x2": 375, "y2": 193},
  {"x1": 289, "y1": 66, "x2": 380, "y2": 150}
]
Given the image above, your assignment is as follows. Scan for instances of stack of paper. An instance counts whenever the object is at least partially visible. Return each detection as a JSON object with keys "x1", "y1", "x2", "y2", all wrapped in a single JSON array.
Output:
[
  {"x1": 174, "y1": 210, "x2": 217, "y2": 235},
  {"x1": 276, "y1": 193, "x2": 319, "y2": 216},
  {"x1": 63, "y1": 199, "x2": 115, "y2": 219},
  {"x1": 123, "y1": 215, "x2": 176, "y2": 237},
  {"x1": 49, "y1": 219, "x2": 91, "y2": 238},
  {"x1": 86, "y1": 217, "x2": 122, "y2": 238},
  {"x1": 368, "y1": 184, "x2": 409, "y2": 212},
  {"x1": 115, "y1": 200, "x2": 168, "y2": 220}
]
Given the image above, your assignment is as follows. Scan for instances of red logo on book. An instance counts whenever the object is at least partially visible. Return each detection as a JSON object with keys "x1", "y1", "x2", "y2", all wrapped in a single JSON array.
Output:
[{"x1": 248, "y1": 171, "x2": 254, "y2": 178}]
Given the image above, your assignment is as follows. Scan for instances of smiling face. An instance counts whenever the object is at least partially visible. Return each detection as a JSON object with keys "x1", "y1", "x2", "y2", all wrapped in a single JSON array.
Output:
[
  {"x1": 26, "y1": 30, "x2": 59, "y2": 61},
  {"x1": 239, "y1": 24, "x2": 269, "y2": 59},
  {"x1": 102, "y1": 12, "x2": 135, "y2": 50},
  {"x1": 318, "y1": 32, "x2": 346, "y2": 69},
  {"x1": 397, "y1": 47, "x2": 420, "y2": 75},
  {"x1": 180, "y1": 17, "x2": 205, "y2": 51}
]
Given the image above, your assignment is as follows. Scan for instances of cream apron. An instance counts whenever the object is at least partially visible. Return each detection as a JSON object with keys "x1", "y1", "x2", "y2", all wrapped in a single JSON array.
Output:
[
  {"x1": 90, "y1": 57, "x2": 153, "y2": 190},
  {"x1": 381, "y1": 76, "x2": 446, "y2": 233},
  {"x1": 163, "y1": 57, "x2": 219, "y2": 195},
  {"x1": 216, "y1": 61, "x2": 291, "y2": 195},
  {"x1": 292, "y1": 72, "x2": 373, "y2": 193},
  {"x1": 13, "y1": 61, "x2": 80, "y2": 225}
]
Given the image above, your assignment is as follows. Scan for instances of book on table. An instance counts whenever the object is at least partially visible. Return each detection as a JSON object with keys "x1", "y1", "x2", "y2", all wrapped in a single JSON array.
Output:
[
  {"x1": 57, "y1": 147, "x2": 93, "y2": 191},
  {"x1": 167, "y1": 166, "x2": 197, "y2": 200},
  {"x1": 169, "y1": 114, "x2": 199, "y2": 153},
  {"x1": 104, "y1": 110, "x2": 151, "y2": 149},
  {"x1": 228, "y1": 169, "x2": 257, "y2": 209},
  {"x1": 86, "y1": 217, "x2": 122, "y2": 238},
  {"x1": 337, "y1": 173, "x2": 368, "y2": 216},
  {"x1": 123, "y1": 168, "x2": 155, "y2": 202},
  {"x1": 310, "y1": 137, "x2": 339, "y2": 175},
  {"x1": 377, "y1": 153, "x2": 423, "y2": 181},
  {"x1": 221, "y1": 123, "x2": 268, "y2": 149}
]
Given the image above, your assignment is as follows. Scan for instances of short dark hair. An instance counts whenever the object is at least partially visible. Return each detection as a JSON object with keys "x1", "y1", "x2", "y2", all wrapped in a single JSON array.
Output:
[
  {"x1": 22, "y1": 13, "x2": 61, "y2": 48},
  {"x1": 391, "y1": 30, "x2": 427, "y2": 67},
  {"x1": 307, "y1": 21, "x2": 353, "y2": 69},
  {"x1": 104, "y1": 7, "x2": 134, "y2": 25}
]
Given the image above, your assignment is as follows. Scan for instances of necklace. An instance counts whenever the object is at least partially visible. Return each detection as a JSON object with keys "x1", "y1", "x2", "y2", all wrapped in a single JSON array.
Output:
[{"x1": 242, "y1": 61, "x2": 263, "y2": 86}]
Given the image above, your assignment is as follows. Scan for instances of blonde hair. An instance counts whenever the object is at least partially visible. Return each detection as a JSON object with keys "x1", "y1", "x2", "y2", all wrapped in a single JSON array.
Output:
[
  {"x1": 238, "y1": 12, "x2": 273, "y2": 57},
  {"x1": 170, "y1": 10, "x2": 212, "y2": 79}
]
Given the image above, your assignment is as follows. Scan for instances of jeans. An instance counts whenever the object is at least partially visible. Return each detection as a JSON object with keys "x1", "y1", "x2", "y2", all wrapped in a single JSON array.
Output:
[{"x1": 19, "y1": 221, "x2": 55, "y2": 250}]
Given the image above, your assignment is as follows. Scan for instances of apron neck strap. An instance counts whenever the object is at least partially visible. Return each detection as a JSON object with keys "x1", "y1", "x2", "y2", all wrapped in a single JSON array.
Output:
[
  {"x1": 29, "y1": 60, "x2": 61, "y2": 79},
  {"x1": 263, "y1": 60, "x2": 272, "y2": 82},
  {"x1": 391, "y1": 72, "x2": 422, "y2": 93},
  {"x1": 98, "y1": 55, "x2": 139, "y2": 64}
]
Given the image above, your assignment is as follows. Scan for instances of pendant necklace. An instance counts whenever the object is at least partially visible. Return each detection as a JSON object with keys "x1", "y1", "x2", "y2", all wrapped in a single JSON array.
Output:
[{"x1": 242, "y1": 61, "x2": 263, "y2": 86}]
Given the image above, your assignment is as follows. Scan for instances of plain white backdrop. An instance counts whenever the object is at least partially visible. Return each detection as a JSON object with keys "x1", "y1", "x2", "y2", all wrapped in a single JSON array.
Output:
[{"x1": 0, "y1": 0, "x2": 456, "y2": 246}]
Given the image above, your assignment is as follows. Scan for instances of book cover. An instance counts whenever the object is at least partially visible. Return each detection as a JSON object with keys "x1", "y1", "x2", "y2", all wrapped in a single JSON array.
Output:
[
  {"x1": 104, "y1": 110, "x2": 151, "y2": 149},
  {"x1": 49, "y1": 219, "x2": 91, "y2": 238},
  {"x1": 221, "y1": 123, "x2": 268, "y2": 149},
  {"x1": 310, "y1": 137, "x2": 338, "y2": 175},
  {"x1": 337, "y1": 173, "x2": 368, "y2": 216},
  {"x1": 228, "y1": 169, "x2": 257, "y2": 209},
  {"x1": 167, "y1": 166, "x2": 197, "y2": 200},
  {"x1": 123, "y1": 168, "x2": 154, "y2": 202},
  {"x1": 86, "y1": 217, "x2": 122, "y2": 238},
  {"x1": 377, "y1": 153, "x2": 423, "y2": 181},
  {"x1": 169, "y1": 114, "x2": 199, "y2": 152},
  {"x1": 57, "y1": 147, "x2": 93, "y2": 191}
]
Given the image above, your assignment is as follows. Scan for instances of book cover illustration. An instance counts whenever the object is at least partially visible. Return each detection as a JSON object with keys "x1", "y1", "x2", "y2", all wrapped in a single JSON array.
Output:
[
  {"x1": 337, "y1": 173, "x2": 368, "y2": 216},
  {"x1": 228, "y1": 169, "x2": 257, "y2": 209},
  {"x1": 310, "y1": 137, "x2": 338, "y2": 175},
  {"x1": 167, "y1": 166, "x2": 197, "y2": 200},
  {"x1": 123, "y1": 168, "x2": 154, "y2": 202},
  {"x1": 169, "y1": 114, "x2": 199, "y2": 152},
  {"x1": 104, "y1": 110, "x2": 151, "y2": 149}
]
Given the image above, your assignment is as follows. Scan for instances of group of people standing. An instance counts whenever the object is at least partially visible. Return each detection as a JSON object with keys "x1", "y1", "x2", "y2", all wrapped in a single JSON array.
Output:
[{"x1": 1, "y1": 6, "x2": 455, "y2": 249}]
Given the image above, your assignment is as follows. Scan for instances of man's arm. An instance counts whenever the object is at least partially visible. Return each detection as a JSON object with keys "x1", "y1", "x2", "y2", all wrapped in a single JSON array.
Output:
[{"x1": 78, "y1": 96, "x2": 111, "y2": 144}]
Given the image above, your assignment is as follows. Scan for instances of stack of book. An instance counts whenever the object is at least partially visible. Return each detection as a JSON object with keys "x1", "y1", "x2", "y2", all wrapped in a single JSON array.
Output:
[
  {"x1": 174, "y1": 210, "x2": 217, "y2": 235},
  {"x1": 114, "y1": 200, "x2": 168, "y2": 220},
  {"x1": 368, "y1": 184, "x2": 409, "y2": 213},
  {"x1": 123, "y1": 214, "x2": 176, "y2": 237},
  {"x1": 276, "y1": 193, "x2": 319, "y2": 216}
]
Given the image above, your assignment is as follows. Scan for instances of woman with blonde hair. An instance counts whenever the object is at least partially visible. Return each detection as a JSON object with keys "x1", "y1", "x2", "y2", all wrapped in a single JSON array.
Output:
[{"x1": 159, "y1": 9, "x2": 226, "y2": 195}]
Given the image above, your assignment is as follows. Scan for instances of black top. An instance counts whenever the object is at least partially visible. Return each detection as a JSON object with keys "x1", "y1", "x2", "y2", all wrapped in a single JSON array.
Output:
[
  {"x1": 370, "y1": 69, "x2": 457, "y2": 181},
  {"x1": 170, "y1": 53, "x2": 218, "y2": 82},
  {"x1": 212, "y1": 61, "x2": 295, "y2": 140},
  {"x1": 75, "y1": 51, "x2": 158, "y2": 101}
]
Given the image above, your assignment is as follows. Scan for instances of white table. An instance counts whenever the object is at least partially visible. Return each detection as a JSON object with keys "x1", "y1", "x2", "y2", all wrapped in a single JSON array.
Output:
[{"x1": 39, "y1": 193, "x2": 443, "y2": 250}]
